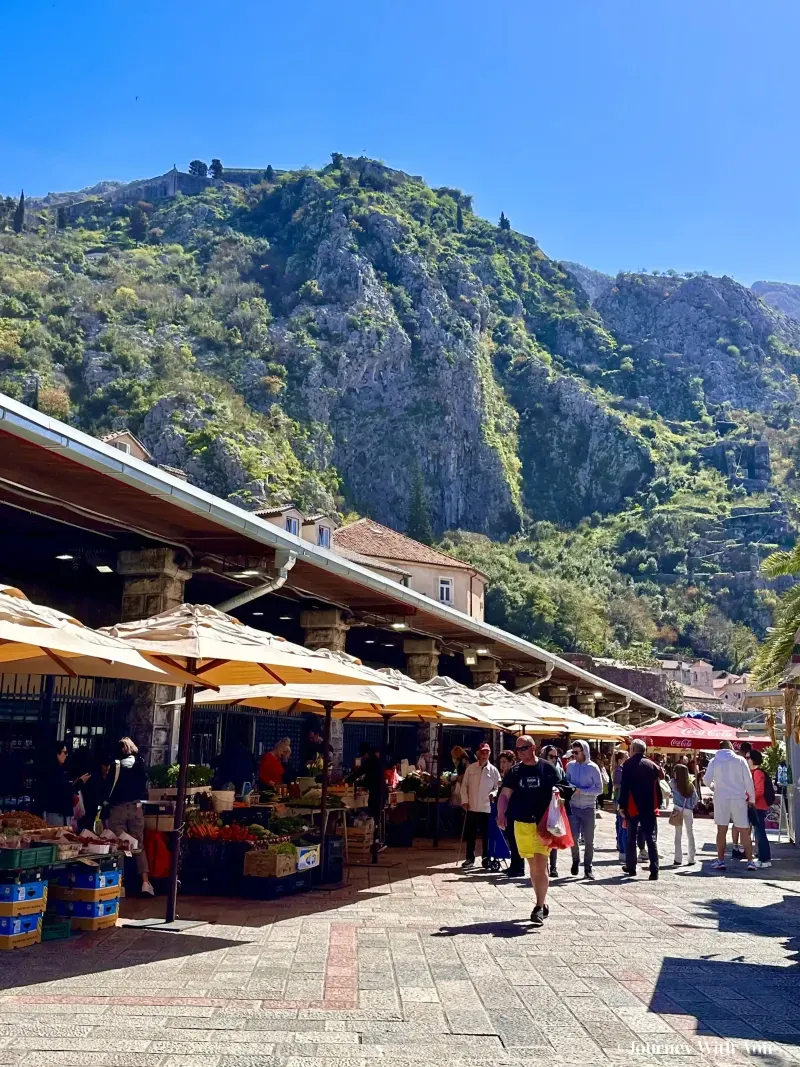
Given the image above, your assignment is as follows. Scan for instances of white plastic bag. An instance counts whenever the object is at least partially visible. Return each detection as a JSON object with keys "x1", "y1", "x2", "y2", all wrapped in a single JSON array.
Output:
[{"x1": 546, "y1": 791, "x2": 566, "y2": 836}]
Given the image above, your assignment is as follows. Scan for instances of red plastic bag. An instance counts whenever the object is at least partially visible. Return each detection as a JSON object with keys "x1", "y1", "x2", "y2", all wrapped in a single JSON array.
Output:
[{"x1": 537, "y1": 791, "x2": 574, "y2": 850}]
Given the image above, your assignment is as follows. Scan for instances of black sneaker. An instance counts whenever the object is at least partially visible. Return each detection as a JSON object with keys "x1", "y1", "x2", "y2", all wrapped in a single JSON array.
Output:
[
  {"x1": 549, "y1": 867, "x2": 558, "y2": 878},
  {"x1": 506, "y1": 866, "x2": 524, "y2": 878},
  {"x1": 584, "y1": 869, "x2": 595, "y2": 880},
  {"x1": 621, "y1": 866, "x2": 636, "y2": 876},
  {"x1": 571, "y1": 861, "x2": 579, "y2": 876},
  {"x1": 461, "y1": 859, "x2": 474, "y2": 869},
  {"x1": 649, "y1": 870, "x2": 659, "y2": 881},
  {"x1": 529, "y1": 906, "x2": 544, "y2": 927},
  {"x1": 542, "y1": 904, "x2": 550, "y2": 919},
  {"x1": 731, "y1": 848, "x2": 744, "y2": 860}
]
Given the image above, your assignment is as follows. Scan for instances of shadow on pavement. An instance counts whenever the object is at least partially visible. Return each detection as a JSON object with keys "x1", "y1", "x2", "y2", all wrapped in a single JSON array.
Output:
[
  {"x1": 0, "y1": 926, "x2": 249, "y2": 992},
  {"x1": 650, "y1": 894, "x2": 800, "y2": 1047},
  {"x1": 432, "y1": 919, "x2": 532, "y2": 938}
]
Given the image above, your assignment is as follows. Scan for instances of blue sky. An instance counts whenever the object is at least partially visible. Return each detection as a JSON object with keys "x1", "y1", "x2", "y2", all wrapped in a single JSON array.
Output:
[{"x1": 5, "y1": 1, "x2": 798, "y2": 284}]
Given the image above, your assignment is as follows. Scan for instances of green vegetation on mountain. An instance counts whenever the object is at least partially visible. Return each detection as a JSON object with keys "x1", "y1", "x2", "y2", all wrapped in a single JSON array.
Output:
[{"x1": 2, "y1": 155, "x2": 800, "y2": 670}]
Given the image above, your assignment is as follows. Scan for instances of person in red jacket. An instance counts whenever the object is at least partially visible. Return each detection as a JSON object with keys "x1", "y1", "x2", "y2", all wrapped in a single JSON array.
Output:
[
  {"x1": 748, "y1": 750, "x2": 772, "y2": 868},
  {"x1": 259, "y1": 738, "x2": 291, "y2": 787}
]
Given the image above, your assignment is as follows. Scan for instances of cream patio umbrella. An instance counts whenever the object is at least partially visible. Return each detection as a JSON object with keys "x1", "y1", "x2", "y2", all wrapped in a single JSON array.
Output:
[
  {"x1": 170, "y1": 677, "x2": 499, "y2": 850},
  {"x1": 101, "y1": 603, "x2": 388, "y2": 920},
  {"x1": 424, "y1": 676, "x2": 553, "y2": 736},
  {"x1": 0, "y1": 585, "x2": 186, "y2": 684}
]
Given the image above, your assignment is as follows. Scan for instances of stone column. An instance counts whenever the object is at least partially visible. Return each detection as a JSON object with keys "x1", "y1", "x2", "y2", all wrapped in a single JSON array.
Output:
[
  {"x1": 403, "y1": 637, "x2": 440, "y2": 684},
  {"x1": 470, "y1": 657, "x2": 499, "y2": 689},
  {"x1": 117, "y1": 547, "x2": 191, "y2": 766},
  {"x1": 575, "y1": 692, "x2": 597, "y2": 717},
  {"x1": 545, "y1": 685, "x2": 571, "y2": 708},
  {"x1": 300, "y1": 608, "x2": 349, "y2": 653}
]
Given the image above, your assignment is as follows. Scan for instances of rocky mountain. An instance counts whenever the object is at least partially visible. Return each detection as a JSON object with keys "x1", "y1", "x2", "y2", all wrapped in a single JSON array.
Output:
[
  {"x1": 2, "y1": 156, "x2": 800, "y2": 670},
  {"x1": 751, "y1": 279, "x2": 800, "y2": 321}
]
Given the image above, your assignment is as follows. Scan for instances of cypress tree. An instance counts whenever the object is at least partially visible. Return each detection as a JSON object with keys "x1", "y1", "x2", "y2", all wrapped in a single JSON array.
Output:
[
  {"x1": 456, "y1": 203, "x2": 464, "y2": 232},
  {"x1": 498, "y1": 211, "x2": 510, "y2": 231},
  {"x1": 12, "y1": 190, "x2": 24, "y2": 233},
  {"x1": 56, "y1": 206, "x2": 67, "y2": 230},
  {"x1": 407, "y1": 467, "x2": 434, "y2": 546},
  {"x1": 265, "y1": 164, "x2": 275, "y2": 182}
]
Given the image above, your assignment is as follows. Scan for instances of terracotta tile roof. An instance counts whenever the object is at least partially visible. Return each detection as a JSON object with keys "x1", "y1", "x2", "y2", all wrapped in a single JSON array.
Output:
[
  {"x1": 335, "y1": 545, "x2": 412, "y2": 578},
  {"x1": 334, "y1": 519, "x2": 481, "y2": 574},
  {"x1": 252, "y1": 504, "x2": 299, "y2": 518},
  {"x1": 101, "y1": 430, "x2": 152, "y2": 460}
]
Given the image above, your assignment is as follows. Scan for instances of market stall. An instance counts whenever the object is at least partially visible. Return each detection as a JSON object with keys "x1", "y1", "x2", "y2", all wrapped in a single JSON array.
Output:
[
  {"x1": 0, "y1": 811, "x2": 133, "y2": 950},
  {"x1": 177, "y1": 677, "x2": 498, "y2": 861},
  {"x1": 102, "y1": 604, "x2": 387, "y2": 920}
]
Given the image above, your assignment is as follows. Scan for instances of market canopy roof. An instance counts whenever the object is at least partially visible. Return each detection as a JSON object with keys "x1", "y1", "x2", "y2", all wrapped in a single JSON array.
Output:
[
  {"x1": 629, "y1": 715, "x2": 770, "y2": 751},
  {"x1": 0, "y1": 393, "x2": 671, "y2": 720},
  {"x1": 169, "y1": 680, "x2": 498, "y2": 726},
  {"x1": 0, "y1": 585, "x2": 186, "y2": 684},
  {"x1": 100, "y1": 604, "x2": 382, "y2": 687}
]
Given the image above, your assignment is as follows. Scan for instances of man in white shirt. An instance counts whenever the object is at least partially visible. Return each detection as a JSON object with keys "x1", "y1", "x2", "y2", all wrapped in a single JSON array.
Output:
[
  {"x1": 461, "y1": 742, "x2": 501, "y2": 869},
  {"x1": 704, "y1": 740, "x2": 756, "y2": 871}
]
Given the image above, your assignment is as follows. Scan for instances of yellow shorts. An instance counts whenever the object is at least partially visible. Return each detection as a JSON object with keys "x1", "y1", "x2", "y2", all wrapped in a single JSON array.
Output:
[{"x1": 514, "y1": 821, "x2": 550, "y2": 858}]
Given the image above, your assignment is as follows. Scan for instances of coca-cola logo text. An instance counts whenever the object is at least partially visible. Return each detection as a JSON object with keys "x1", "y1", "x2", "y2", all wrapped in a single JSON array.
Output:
[{"x1": 669, "y1": 738, "x2": 693, "y2": 748}]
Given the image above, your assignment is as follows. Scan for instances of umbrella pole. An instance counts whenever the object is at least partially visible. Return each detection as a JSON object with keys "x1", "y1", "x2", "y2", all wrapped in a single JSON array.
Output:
[
  {"x1": 433, "y1": 722, "x2": 444, "y2": 849},
  {"x1": 319, "y1": 702, "x2": 332, "y2": 844},
  {"x1": 373, "y1": 713, "x2": 391, "y2": 864},
  {"x1": 166, "y1": 661, "x2": 196, "y2": 924}
]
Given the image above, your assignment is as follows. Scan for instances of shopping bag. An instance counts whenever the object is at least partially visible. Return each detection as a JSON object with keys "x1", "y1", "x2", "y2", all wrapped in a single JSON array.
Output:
[
  {"x1": 537, "y1": 791, "x2": 574, "y2": 850},
  {"x1": 546, "y1": 792, "x2": 566, "y2": 836},
  {"x1": 669, "y1": 808, "x2": 683, "y2": 827}
]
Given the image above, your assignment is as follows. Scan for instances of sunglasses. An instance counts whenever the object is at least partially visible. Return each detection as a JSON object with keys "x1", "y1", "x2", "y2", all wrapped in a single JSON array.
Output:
[
  {"x1": 546, "y1": 754, "x2": 558, "y2": 761},
  {"x1": 515, "y1": 744, "x2": 532, "y2": 752}
]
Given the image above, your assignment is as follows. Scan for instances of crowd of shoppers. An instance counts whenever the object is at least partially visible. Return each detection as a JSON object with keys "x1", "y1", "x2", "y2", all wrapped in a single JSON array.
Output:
[{"x1": 456, "y1": 731, "x2": 782, "y2": 925}]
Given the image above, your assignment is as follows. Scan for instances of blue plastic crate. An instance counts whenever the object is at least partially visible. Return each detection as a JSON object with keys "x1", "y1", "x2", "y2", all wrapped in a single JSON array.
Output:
[
  {"x1": 0, "y1": 881, "x2": 47, "y2": 905},
  {"x1": 53, "y1": 868, "x2": 122, "y2": 891},
  {"x1": 50, "y1": 898, "x2": 119, "y2": 920},
  {"x1": 0, "y1": 912, "x2": 42, "y2": 936}
]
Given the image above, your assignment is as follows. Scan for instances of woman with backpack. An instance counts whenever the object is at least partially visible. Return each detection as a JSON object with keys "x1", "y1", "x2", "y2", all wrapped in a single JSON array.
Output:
[
  {"x1": 669, "y1": 762, "x2": 699, "y2": 865},
  {"x1": 748, "y1": 750, "x2": 773, "y2": 869}
]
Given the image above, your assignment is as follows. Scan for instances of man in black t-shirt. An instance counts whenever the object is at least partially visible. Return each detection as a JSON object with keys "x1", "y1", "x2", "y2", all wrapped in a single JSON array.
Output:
[{"x1": 497, "y1": 735, "x2": 560, "y2": 927}]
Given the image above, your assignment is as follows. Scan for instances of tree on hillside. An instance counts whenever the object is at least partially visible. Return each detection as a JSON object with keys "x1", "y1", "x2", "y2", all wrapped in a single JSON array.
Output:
[
  {"x1": 12, "y1": 191, "x2": 24, "y2": 233},
  {"x1": 56, "y1": 206, "x2": 67, "y2": 230},
  {"x1": 129, "y1": 204, "x2": 147, "y2": 241},
  {"x1": 0, "y1": 196, "x2": 15, "y2": 229},
  {"x1": 209, "y1": 158, "x2": 223, "y2": 179},
  {"x1": 189, "y1": 160, "x2": 208, "y2": 178},
  {"x1": 407, "y1": 467, "x2": 434, "y2": 546},
  {"x1": 754, "y1": 543, "x2": 800, "y2": 687},
  {"x1": 265, "y1": 164, "x2": 275, "y2": 182},
  {"x1": 456, "y1": 203, "x2": 464, "y2": 232},
  {"x1": 498, "y1": 211, "x2": 510, "y2": 231},
  {"x1": 331, "y1": 152, "x2": 344, "y2": 169}
]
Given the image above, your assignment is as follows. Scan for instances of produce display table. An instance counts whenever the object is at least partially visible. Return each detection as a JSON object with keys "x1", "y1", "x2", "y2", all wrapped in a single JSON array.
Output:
[{"x1": 177, "y1": 807, "x2": 342, "y2": 898}]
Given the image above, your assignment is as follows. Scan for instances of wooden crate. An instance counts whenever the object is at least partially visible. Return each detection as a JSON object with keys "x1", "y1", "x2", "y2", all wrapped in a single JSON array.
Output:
[{"x1": 243, "y1": 851, "x2": 296, "y2": 878}]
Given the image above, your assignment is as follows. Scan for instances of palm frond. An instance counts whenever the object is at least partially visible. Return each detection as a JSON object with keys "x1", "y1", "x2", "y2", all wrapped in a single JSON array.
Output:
[
  {"x1": 753, "y1": 585, "x2": 800, "y2": 688},
  {"x1": 762, "y1": 547, "x2": 800, "y2": 579}
]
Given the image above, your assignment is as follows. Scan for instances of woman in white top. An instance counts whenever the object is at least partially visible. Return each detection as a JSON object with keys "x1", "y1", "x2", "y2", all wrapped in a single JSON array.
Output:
[{"x1": 670, "y1": 763, "x2": 699, "y2": 865}]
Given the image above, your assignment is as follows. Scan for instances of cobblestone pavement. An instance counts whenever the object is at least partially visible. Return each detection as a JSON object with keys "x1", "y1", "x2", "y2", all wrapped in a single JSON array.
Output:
[{"x1": 2, "y1": 815, "x2": 800, "y2": 1066}]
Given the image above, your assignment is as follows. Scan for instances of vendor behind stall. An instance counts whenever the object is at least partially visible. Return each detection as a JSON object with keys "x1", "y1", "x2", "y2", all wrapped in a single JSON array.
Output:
[
  {"x1": 348, "y1": 743, "x2": 386, "y2": 822},
  {"x1": 36, "y1": 740, "x2": 75, "y2": 827},
  {"x1": 259, "y1": 737, "x2": 292, "y2": 787},
  {"x1": 77, "y1": 752, "x2": 116, "y2": 832}
]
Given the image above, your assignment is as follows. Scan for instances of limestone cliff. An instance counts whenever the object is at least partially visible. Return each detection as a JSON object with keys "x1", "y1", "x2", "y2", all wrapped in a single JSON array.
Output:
[{"x1": 4, "y1": 157, "x2": 800, "y2": 666}]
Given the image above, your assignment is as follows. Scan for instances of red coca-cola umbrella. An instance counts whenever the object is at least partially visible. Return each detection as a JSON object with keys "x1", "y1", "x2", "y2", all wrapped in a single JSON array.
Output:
[{"x1": 629, "y1": 716, "x2": 771, "y2": 751}]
